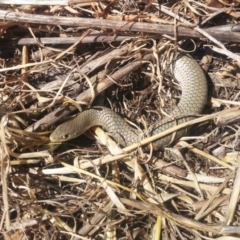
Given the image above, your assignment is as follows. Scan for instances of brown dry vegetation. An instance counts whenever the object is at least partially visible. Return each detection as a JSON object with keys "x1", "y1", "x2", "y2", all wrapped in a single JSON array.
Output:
[{"x1": 1, "y1": 0, "x2": 240, "y2": 239}]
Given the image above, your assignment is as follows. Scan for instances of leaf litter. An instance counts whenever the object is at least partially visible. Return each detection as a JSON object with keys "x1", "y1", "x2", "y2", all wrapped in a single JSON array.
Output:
[{"x1": 0, "y1": 1, "x2": 240, "y2": 239}]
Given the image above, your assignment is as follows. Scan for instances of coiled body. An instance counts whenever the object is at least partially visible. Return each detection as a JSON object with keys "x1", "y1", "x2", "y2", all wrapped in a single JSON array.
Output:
[{"x1": 50, "y1": 54, "x2": 208, "y2": 149}]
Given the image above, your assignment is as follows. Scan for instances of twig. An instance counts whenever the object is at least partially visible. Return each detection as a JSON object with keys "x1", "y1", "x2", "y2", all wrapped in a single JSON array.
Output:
[
  {"x1": 206, "y1": 45, "x2": 240, "y2": 62},
  {"x1": 0, "y1": 10, "x2": 240, "y2": 43},
  {"x1": 8, "y1": 35, "x2": 138, "y2": 46},
  {"x1": 226, "y1": 160, "x2": 240, "y2": 225}
]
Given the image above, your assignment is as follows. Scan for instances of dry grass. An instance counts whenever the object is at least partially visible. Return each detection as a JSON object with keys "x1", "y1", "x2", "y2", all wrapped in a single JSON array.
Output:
[{"x1": 1, "y1": 1, "x2": 240, "y2": 239}]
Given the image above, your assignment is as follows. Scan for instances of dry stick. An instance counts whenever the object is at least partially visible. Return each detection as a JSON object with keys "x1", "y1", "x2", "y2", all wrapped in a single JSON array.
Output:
[
  {"x1": 0, "y1": 144, "x2": 10, "y2": 230},
  {"x1": 54, "y1": 29, "x2": 92, "y2": 61},
  {"x1": 0, "y1": 0, "x2": 106, "y2": 4},
  {"x1": 215, "y1": 109, "x2": 240, "y2": 126},
  {"x1": 69, "y1": 0, "x2": 105, "y2": 2},
  {"x1": 226, "y1": 160, "x2": 240, "y2": 225},
  {"x1": 178, "y1": 141, "x2": 234, "y2": 170},
  {"x1": 207, "y1": 24, "x2": 240, "y2": 32},
  {"x1": 160, "y1": 174, "x2": 231, "y2": 195},
  {"x1": 0, "y1": 60, "x2": 52, "y2": 73},
  {"x1": 0, "y1": 115, "x2": 13, "y2": 230},
  {"x1": 207, "y1": 45, "x2": 240, "y2": 63},
  {"x1": 0, "y1": 10, "x2": 240, "y2": 43},
  {"x1": 194, "y1": 171, "x2": 235, "y2": 221},
  {"x1": 0, "y1": 0, "x2": 69, "y2": 4},
  {"x1": 75, "y1": 58, "x2": 147, "y2": 102},
  {"x1": 11, "y1": 35, "x2": 138, "y2": 46}
]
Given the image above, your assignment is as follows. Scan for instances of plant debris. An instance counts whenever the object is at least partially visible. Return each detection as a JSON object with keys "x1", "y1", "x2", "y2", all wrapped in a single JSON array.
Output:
[{"x1": 1, "y1": 1, "x2": 240, "y2": 239}]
